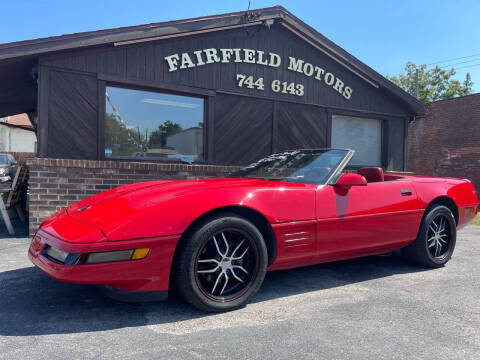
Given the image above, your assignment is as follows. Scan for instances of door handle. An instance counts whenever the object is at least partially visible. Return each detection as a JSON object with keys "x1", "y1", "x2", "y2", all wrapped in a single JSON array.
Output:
[{"x1": 400, "y1": 189, "x2": 412, "y2": 196}]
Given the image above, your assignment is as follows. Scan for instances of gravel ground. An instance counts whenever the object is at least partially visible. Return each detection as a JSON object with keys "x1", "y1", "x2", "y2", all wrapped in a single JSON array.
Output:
[{"x1": 0, "y1": 223, "x2": 479, "y2": 360}]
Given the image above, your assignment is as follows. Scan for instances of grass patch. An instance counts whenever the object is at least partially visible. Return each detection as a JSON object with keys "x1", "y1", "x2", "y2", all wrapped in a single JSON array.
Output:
[{"x1": 471, "y1": 214, "x2": 480, "y2": 226}]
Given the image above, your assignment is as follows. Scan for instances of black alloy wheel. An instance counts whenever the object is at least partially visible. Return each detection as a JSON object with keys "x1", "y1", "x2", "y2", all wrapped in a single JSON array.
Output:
[
  {"x1": 426, "y1": 214, "x2": 452, "y2": 261},
  {"x1": 174, "y1": 214, "x2": 268, "y2": 312},
  {"x1": 401, "y1": 205, "x2": 456, "y2": 268},
  {"x1": 195, "y1": 228, "x2": 258, "y2": 301}
]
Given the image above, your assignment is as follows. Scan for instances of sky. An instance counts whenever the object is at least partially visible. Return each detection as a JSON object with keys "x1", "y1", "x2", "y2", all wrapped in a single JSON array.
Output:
[
  {"x1": 106, "y1": 87, "x2": 204, "y2": 133},
  {"x1": 1, "y1": 0, "x2": 479, "y2": 92}
]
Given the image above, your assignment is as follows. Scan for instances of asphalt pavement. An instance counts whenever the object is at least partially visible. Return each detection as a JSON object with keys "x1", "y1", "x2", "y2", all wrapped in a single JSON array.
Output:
[{"x1": 0, "y1": 222, "x2": 479, "y2": 359}]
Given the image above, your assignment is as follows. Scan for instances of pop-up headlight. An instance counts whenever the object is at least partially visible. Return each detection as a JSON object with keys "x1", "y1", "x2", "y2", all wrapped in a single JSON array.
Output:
[{"x1": 42, "y1": 246, "x2": 81, "y2": 265}]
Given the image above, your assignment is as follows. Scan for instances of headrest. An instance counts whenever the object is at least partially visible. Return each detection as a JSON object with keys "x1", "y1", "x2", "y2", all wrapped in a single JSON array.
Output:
[{"x1": 357, "y1": 167, "x2": 384, "y2": 183}]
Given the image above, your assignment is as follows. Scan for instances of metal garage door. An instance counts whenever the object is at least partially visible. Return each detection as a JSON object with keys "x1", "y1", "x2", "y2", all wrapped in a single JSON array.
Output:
[{"x1": 331, "y1": 115, "x2": 382, "y2": 166}]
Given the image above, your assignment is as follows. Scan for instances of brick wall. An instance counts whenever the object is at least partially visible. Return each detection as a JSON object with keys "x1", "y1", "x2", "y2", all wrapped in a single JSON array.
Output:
[
  {"x1": 407, "y1": 93, "x2": 480, "y2": 198},
  {"x1": 5, "y1": 152, "x2": 36, "y2": 165},
  {"x1": 26, "y1": 158, "x2": 240, "y2": 236}
]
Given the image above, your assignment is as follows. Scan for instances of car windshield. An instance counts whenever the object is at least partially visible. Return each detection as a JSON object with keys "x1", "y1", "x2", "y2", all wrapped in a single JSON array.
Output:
[
  {"x1": 0, "y1": 154, "x2": 8, "y2": 164},
  {"x1": 229, "y1": 149, "x2": 351, "y2": 185}
]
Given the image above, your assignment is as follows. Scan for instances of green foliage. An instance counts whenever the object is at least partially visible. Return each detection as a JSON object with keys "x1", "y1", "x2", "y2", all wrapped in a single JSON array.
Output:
[
  {"x1": 105, "y1": 114, "x2": 184, "y2": 155},
  {"x1": 386, "y1": 62, "x2": 473, "y2": 103},
  {"x1": 148, "y1": 120, "x2": 183, "y2": 148},
  {"x1": 462, "y1": 73, "x2": 473, "y2": 96},
  {"x1": 105, "y1": 113, "x2": 142, "y2": 156}
]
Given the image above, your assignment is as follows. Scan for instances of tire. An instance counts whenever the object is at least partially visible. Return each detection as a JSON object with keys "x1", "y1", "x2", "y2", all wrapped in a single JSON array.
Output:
[
  {"x1": 174, "y1": 214, "x2": 268, "y2": 312},
  {"x1": 401, "y1": 205, "x2": 456, "y2": 268}
]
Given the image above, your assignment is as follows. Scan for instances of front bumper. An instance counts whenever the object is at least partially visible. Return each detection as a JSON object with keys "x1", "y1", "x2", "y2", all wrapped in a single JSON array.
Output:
[{"x1": 28, "y1": 229, "x2": 180, "y2": 293}]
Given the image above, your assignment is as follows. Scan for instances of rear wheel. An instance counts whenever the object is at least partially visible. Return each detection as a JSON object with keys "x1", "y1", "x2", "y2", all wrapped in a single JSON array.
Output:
[
  {"x1": 401, "y1": 205, "x2": 456, "y2": 268},
  {"x1": 174, "y1": 214, "x2": 268, "y2": 312}
]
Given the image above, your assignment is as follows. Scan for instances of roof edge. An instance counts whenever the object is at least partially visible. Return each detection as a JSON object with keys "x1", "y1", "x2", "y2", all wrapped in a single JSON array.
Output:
[
  {"x1": 276, "y1": 8, "x2": 426, "y2": 115},
  {"x1": 0, "y1": 6, "x2": 284, "y2": 58},
  {"x1": 0, "y1": 5, "x2": 426, "y2": 115},
  {"x1": 427, "y1": 92, "x2": 480, "y2": 104}
]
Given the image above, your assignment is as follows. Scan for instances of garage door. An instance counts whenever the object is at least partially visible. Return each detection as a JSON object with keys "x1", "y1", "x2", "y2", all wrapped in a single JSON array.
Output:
[{"x1": 331, "y1": 115, "x2": 382, "y2": 166}]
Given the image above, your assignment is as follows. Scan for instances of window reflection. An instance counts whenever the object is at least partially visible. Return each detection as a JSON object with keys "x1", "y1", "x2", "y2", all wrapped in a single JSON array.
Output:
[{"x1": 105, "y1": 86, "x2": 204, "y2": 162}]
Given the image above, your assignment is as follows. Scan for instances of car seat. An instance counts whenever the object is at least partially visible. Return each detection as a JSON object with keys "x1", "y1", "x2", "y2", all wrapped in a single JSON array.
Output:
[{"x1": 357, "y1": 167, "x2": 384, "y2": 183}]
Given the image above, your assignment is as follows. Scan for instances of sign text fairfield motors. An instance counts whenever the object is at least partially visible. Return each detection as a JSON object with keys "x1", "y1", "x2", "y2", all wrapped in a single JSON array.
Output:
[{"x1": 164, "y1": 48, "x2": 353, "y2": 100}]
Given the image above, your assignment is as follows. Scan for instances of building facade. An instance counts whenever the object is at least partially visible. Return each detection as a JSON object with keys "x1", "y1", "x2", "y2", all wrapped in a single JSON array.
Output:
[
  {"x1": 0, "y1": 114, "x2": 36, "y2": 152},
  {"x1": 0, "y1": 6, "x2": 426, "y2": 234},
  {"x1": 408, "y1": 93, "x2": 480, "y2": 198}
]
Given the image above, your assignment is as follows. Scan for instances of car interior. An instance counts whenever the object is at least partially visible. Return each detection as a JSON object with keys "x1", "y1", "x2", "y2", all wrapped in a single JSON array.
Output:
[
  {"x1": 296, "y1": 166, "x2": 405, "y2": 185},
  {"x1": 355, "y1": 167, "x2": 404, "y2": 183},
  {"x1": 357, "y1": 167, "x2": 384, "y2": 182}
]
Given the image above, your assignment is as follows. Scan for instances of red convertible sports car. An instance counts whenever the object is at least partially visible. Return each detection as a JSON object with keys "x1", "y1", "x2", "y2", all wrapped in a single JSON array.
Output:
[{"x1": 29, "y1": 149, "x2": 478, "y2": 312}]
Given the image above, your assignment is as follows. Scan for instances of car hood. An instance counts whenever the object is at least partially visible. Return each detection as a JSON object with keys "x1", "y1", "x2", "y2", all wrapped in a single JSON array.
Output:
[{"x1": 65, "y1": 178, "x2": 284, "y2": 241}]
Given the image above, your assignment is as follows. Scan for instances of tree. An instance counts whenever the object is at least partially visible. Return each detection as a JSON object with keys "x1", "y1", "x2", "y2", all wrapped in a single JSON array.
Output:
[
  {"x1": 461, "y1": 72, "x2": 473, "y2": 96},
  {"x1": 148, "y1": 120, "x2": 183, "y2": 148},
  {"x1": 386, "y1": 62, "x2": 474, "y2": 103},
  {"x1": 105, "y1": 113, "x2": 142, "y2": 156}
]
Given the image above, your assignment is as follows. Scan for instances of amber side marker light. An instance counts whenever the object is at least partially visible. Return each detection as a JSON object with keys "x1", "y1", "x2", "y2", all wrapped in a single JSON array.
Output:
[
  {"x1": 131, "y1": 248, "x2": 150, "y2": 260},
  {"x1": 84, "y1": 248, "x2": 150, "y2": 264}
]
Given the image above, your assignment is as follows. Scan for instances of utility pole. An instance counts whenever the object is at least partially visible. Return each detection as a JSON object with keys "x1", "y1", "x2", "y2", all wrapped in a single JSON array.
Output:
[
  {"x1": 136, "y1": 126, "x2": 141, "y2": 147},
  {"x1": 145, "y1": 129, "x2": 148, "y2": 152}
]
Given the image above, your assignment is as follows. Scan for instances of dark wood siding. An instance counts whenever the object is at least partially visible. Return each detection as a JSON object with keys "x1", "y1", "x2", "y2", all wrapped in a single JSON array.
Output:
[
  {"x1": 47, "y1": 69, "x2": 98, "y2": 159},
  {"x1": 386, "y1": 117, "x2": 406, "y2": 171},
  {"x1": 40, "y1": 24, "x2": 411, "y2": 116},
  {"x1": 214, "y1": 94, "x2": 273, "y2": 165},
  {"x1": 275, "y1": 101, "x2": 328, "y2": 152},
  {"x1": 37, "y1": 23, "x2": 412, "y2": 170}
]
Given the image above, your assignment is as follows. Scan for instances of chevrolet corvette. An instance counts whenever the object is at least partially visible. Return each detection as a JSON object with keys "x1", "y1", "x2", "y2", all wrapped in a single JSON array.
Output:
[{"x1": 28, "y1": 149, "x2": 479, "y2": 312}]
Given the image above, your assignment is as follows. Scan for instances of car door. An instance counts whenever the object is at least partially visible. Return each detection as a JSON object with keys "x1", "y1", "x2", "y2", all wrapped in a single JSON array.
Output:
[{"x1": 315, "y1": 179, "x2": 423, "y2": 258}]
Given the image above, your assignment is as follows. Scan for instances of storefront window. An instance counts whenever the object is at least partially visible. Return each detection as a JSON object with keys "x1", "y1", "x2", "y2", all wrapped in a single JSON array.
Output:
[{"x1": 105, "y1": 86, "x2": 204, "y2": 162}]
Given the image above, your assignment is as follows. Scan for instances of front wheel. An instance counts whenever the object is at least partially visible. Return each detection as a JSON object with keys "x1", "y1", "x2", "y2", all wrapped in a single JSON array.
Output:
[
  {"x1": 401, "y1": 205, "x2": 456, "y2": 268},
  {"x1": 174, "y1": 214, "x2": 268, "y2": 312}
]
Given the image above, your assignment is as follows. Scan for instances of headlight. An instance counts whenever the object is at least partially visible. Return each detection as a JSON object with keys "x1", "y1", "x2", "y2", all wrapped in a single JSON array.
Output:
[
  {"x1": 42, "y1": 245, "x2": 150, "y2": 265},
  {"x1": 42, "y1": 245, "x2": 81, "y2": 265},
  {"x1": 0, "y1": 167, "x2": 6, "y2": 175},
  {"x1": 84, "y1": 248, "x2": 150, "y2": 264}
]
